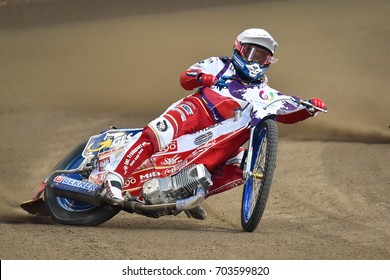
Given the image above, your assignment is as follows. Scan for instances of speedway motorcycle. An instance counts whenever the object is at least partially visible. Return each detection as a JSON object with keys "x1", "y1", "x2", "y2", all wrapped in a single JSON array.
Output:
[{"x1": 20, "y1": 79, "x2": 326, "y2": 232}]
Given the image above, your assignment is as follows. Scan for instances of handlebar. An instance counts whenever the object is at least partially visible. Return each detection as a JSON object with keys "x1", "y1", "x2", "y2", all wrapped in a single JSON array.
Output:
[{"x1": 299, "y1": 99, "x2": 328, "y2": 113}]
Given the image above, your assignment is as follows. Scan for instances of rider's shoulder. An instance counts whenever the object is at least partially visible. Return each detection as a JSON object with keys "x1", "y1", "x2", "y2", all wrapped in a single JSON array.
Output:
[
  {"x1": 197, "y1": 56, "x2": 227, "y2": 65},
  {"x1": 219, "y1": 56, "x2": 230, "y2": 63}
]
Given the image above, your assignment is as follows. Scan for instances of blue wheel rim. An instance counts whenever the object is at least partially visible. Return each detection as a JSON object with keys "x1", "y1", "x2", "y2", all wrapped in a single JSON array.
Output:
[
  {"x1": 56, "y1": 154, "x2": 95, "y2": 212},
  {"x1": 243, "y1": 127, "x2": 267, "y2": 222}
]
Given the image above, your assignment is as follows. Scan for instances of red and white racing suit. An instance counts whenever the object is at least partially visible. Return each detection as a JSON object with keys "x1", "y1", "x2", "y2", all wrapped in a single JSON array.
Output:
[{"x1": 105, "y1": 56, "x2": 314, "y2": 196}]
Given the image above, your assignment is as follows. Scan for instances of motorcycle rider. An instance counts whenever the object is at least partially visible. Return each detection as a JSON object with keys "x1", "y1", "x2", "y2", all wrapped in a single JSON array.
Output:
[{"x1": 100, "y1": 28, "x2": 327, "y2": 219}]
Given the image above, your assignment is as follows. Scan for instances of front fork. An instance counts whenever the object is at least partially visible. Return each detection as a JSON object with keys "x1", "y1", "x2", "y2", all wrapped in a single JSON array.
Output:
[
  {"x1": 243, "y1": 126, "x2": 255, "y2": 181},
  {"x1": 243, "y1": 126, "x2": 264, "y2": 182}
]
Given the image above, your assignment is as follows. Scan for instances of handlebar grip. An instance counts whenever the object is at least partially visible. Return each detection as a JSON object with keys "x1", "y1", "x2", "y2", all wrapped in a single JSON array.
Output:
[{"x1": 299, "y1": 100, "x2": 328, "y2": 113}]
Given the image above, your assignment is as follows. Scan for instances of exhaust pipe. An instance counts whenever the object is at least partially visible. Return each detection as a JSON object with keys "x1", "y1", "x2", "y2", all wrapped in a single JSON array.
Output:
[
  {"x1": 175, "y1": 188, "x2": 205, "y2": 211},
  {"x1": 123, "y1": 188, "x2": 206, "y2": 212}
]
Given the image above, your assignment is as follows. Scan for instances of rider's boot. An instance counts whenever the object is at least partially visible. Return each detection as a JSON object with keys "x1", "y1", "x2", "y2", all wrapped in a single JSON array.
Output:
[
  {"x1": 100, "y1": 173, "x2": 124, "y2": 205},
  {"x1": 188, "y1": 205, "x2": 207, "y2": 220}
]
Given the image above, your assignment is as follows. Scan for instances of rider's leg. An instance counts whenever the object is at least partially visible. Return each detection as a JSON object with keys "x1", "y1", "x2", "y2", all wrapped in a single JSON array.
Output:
[
  {"x1": 100, "y1": 129, "x2": 155, "y2": 204},
  {"x1": 101, "y1": 96, "x2": 215, "y2": 205},
  {"x1": 100, "y1": 172, "x2": 125, "y2": 205},
  {"x1": 162, "y1": 97, "x2": 215, "y2": 219}
]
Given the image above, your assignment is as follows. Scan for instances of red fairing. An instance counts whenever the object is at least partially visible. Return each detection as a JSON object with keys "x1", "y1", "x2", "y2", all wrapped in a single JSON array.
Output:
[
  {"x1": 180, "y1": 69, "x2": 202, "y2": 90},
  {"x1": 207, "y1": 164, "x2": 244, "y2": 197},
  {"x1": 276, "y1": 108, "x2": 313, "y2": 124},
  {"x1": 191, "y1": 127, "x2": 249, "y2": 172}
]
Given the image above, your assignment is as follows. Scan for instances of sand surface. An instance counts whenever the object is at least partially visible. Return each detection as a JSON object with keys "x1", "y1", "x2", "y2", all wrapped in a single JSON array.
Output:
[{"x1": 0, "y1": 0, "x2": 389, "y2": 259}]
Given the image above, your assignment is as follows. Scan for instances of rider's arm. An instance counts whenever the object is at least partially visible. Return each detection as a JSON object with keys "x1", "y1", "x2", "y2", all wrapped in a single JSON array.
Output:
[
  {"x1": 276, "y1": 97, "x2": 327, "y2": 124},
  {"x1": 180, "y1": 57, "x2": 224, "y2": 90},
  {"x1": 276, "y1": 108, "x2": 313, "y2": 124},
  {"x1": 180, "y1": 69, "x2": 203, "y2": 90}
]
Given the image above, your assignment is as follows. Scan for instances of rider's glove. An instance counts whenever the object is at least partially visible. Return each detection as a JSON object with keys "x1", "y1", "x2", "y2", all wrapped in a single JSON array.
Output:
[
  {"x1": 309, "y1": 98, "x2": 327, "y2": 111},
  {"x1": 198, "y1": 73, "x2": 218, "y2": 87}
]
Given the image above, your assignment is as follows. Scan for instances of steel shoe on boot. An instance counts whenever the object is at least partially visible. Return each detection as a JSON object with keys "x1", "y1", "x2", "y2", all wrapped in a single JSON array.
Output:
[
  {"x1": 100, "y1": 173, "x2": 124, "y2": 205},
  {"x1": 188, "y1": 205, "x2": 207, "y2": 220}
]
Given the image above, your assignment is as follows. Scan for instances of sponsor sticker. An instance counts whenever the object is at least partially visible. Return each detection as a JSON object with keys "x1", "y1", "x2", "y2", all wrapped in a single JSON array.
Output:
[
  {"x1": 180, "y1": 104, "x2": 194, "y2": 115},
  {"x1": 98, "y1": 157, "x2": 110, "y2": 172},
  {"x1": 156, "y1": 120, "x2": 168, "y2": 132},
  {"x1": 54, "y1": 176, "x2": 98, "y2": 192},
  {"x1": 140, "y1": 171, "x2": 161, "y2": 181},
  {"x1": 259, "y1": 90, "x2": 275, "y2": 101},
  {"x1": 53, "y1": 176, "x2": 64, "y2": 183},
  {"x1": 161, "y1": 154, "x2": 182, "y2": 166},
  {"x1": 194, "y1": 131, "x2": 213, "y2": 146},
  {"x1": 186, "y1": 70, "x2": 199, "y2": 77},
  {"x1": 161, "y1": 141, "x2": 178, "y2": 153}
]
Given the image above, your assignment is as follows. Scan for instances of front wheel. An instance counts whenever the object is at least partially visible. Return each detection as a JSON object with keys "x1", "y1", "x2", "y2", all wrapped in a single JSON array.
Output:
[
  {"x1": 241, "y1": 119, "x2": 278, "y2": 232},
  {"x1": 44, "y1": 141, "x2": 120, "y2": 226}
]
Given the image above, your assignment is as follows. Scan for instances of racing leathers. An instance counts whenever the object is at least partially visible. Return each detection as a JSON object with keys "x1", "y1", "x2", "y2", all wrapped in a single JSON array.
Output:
[{"x1": 102, "y1": 56, "x2": 321, "y2": 203}]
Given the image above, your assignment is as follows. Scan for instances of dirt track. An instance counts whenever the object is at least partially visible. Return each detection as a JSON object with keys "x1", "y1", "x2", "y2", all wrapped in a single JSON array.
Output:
[{"x1": 0, "y1": 0, "x2": 389, "y2": 260}]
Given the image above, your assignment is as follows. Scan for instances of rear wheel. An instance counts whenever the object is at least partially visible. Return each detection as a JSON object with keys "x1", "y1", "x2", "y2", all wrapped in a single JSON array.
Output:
[
  {"x1": 241, "y1": 119, "x2": 278, "y2": 232},
  {"x1": 44, "y1": 141, "x2": 120, "y2": 226}
]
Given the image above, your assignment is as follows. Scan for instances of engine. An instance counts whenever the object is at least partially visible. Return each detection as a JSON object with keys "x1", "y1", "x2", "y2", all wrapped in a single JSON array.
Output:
[{"x1": 142, "y1": 164, "x2": 212, "y2": 205}]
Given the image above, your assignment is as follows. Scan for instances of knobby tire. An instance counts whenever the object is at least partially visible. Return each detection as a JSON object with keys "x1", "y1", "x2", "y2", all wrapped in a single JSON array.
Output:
[
  {"x1": 241, "y1": 119, "x2": 278, "y2": 232},
  {"x1": 44, "y1": 141, "x2": 120, "y2": 226}
]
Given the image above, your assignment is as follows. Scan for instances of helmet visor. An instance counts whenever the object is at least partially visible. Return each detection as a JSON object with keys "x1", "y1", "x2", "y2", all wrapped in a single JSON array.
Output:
[{"x1": 239, "y1": 44, "x2": 277, "y2": 65}]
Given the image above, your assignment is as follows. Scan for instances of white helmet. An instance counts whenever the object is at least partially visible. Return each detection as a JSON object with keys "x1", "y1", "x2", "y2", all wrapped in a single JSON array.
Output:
[
  {"x1": 232, "y1": 28, "x2": 278, "y2": 81},
  {"x1": 235, "y1": 28, "x2": 278, "y2": 55}
]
